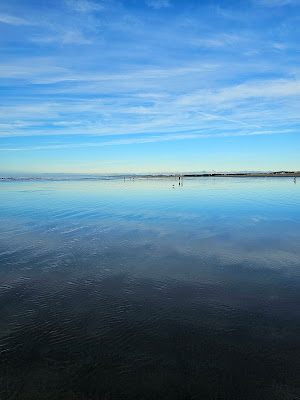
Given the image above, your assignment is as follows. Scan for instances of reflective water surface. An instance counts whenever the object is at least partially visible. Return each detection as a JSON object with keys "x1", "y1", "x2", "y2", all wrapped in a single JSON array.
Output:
[{"x1": 0, "y1": 177, "x2": 299, "y2": 399}]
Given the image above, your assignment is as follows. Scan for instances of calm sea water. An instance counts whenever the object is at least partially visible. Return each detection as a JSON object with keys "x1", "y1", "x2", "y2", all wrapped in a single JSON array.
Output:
[{"x1": 0, "y1": 177, "x2": 299, "y2": 400}]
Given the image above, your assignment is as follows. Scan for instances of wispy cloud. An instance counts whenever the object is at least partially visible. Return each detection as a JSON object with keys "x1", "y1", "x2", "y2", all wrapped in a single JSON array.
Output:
[
  {"x1": 272, "y1": 42, "x2": 288, "y2": 50},
  {"x1": 0, "y1": 128, "x2": 290, "y2": 152},
  {"x1": 178, "y1": 79, "x2": 300, "y2": 106},
  {"x1": 0, "y1": 72, "x2": 299, "y2": 141},
  {"x1": 0, "y1": 63, "x2": 67, "y2": 79},
  {"x1": 0, "y1": 14, "x2": 32, "y2": 26},
  {"x1": 33, "y1": 30, "x2": 92, "y2": 45},
  {"x1": 0, "y1": 62, "x2": 218, "y2": 84},
  {"x1": 0, "y1": 0, "x2": 299, "y2": 171},
  {"x1": 191, "y1": 34, "x2": 241, "y2": 48},
  {"x1": 67, "y1": 0, "x2": 104, "y2": 12},
  {"x1": 145, "y1": 0, "x2": 170, "y2": 9},
  {"x1": 255, "y1": 0, "x2": 300, "y2": 6}
]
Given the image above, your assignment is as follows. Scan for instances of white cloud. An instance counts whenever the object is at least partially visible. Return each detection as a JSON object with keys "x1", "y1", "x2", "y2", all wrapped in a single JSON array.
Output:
[
  {"x1": 0, "y1": 72, "x2": 299, "y2": 142},
  {"x1": 191, "y1": 34, "x2": 240, "y2": 48},
  {"x1": 146, "y1": 0, "x2": 170, "y2": 9},
  {"x1": 67, "y1": 0, "x2": 104, "y2": 12},
  {"x1": 0, "y1": 129, "x2": 289, "y2": 152},
  {"x1": 52, "y1": 121, "x2": 85, "y2": 126},
  {"x1": 0, "y1": 14, "x2": 32, "y2": 26},
  {"x1": 272, "y1": 42, "x2": 288, "y2": 50},
  {"x1": 33, "y1": 30, "x2": 92, "y2": 45},
  {"x1": 28, "y1": 64, "x2": 218, "y2": 85},
  {"x1": 254, "y1": 0, "x2": 300, "y2": 6},
  {"x1": 62, "y1": 30, "x2": 92, "y2": 44},
  {"x1": 178, "y1": 79, "x2": 300, "y2": 106},
  {"x1": 0, "y1": 64, "x2": 67, "y2": 79}
]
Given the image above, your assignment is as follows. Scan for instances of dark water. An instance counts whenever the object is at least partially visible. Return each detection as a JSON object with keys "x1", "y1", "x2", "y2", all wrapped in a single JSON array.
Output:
[{"x1": 0, "y1": 177, "x2": 299, "y2": 400}]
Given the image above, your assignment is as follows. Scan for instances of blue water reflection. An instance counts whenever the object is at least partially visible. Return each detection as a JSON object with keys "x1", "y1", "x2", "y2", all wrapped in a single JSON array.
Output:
[{"x1": 0, "y1": 177, "x2": 299, "y2": 399}]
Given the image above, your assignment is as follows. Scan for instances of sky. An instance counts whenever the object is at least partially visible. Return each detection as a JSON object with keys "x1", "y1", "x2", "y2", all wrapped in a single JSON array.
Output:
[{"x1": 0, "y1": 0, "x2": 300, "y2": 175}]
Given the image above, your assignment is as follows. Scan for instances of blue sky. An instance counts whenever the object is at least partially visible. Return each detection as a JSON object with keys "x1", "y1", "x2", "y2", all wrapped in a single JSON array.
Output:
[{"x1": 0, "y1": 0, "x2": 299, "y2": 174}]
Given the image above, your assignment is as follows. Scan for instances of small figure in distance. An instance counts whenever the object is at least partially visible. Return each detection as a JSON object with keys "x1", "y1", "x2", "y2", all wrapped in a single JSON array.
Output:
[{"x1": 294, "y1": 177, "x2": 297, "y2": 183}]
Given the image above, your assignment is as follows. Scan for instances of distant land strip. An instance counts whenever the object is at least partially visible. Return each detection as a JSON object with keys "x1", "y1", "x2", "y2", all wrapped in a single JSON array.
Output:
[
  {"x1": 181, "y1": 171, "x2": 300, "y2": 178},
  {"x1": 137, "y1": 171, "x2": 300, "y2": 178},
  {"x1": 1, "y1": 171, "x2": 300, "y2": 181}
]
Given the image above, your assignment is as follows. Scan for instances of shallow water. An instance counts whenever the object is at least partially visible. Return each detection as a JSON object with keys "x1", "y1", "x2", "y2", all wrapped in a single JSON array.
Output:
[{"x1": 0, "y1": 177, "x2": 299, "y2": 399}]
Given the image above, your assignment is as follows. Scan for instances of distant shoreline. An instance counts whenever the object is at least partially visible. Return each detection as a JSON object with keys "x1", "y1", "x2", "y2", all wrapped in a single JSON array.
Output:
[
  {"x1": 1, "y1": 171, "x2": 300, "y2": 181},
  {"x1": 142, "y1": 172, "x2": 300, "y2": 178},
  {"x1": 181, "y1": 172, "x2": 300, "y2": 178}
]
